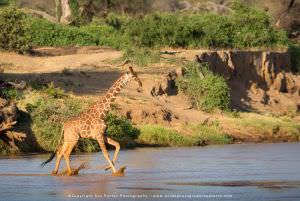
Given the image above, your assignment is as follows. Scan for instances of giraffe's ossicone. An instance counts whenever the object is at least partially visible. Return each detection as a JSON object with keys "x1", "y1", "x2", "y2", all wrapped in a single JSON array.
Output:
[{"x1": 41, "y1": 66, "x2": 142, "y2": 176}]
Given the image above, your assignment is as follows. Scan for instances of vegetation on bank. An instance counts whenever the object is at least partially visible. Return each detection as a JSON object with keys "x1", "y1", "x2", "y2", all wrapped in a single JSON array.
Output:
[
  {"x1": 177, "y1": 61, "x2": 231, "y2": 112},
  {"x1": 0, "y1": 82, "x2": 232, "y2": 154},
  {"x1": 0, "y1": 7, "x2": 30, "y2": 53},
  {"x1": 0, "y1": 4, "x2": 290, "y2": 51},
  {"x1": 0, "y1": 85, "x2": 140, "y2": 153},
  {"x1": 237, "y1": 114, "x2": 300, "y2": 137},
  {"x1": 0, "y1": 2, "x2": 299, "y2": 154},
  {"x1": 138, "y1": 123, "x2": 232, "y2": 146},
  {"x1": 2, "y1": 4, "x2": 300, "y2": 70}
]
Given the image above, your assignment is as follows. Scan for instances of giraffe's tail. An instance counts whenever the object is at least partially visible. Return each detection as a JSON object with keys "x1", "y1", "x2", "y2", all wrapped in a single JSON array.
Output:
[
  {"x1": 40, "y1": 128, "x2": 64, "y2": 167},
  {"x1": 40, "y1": 152, "x2": 56, "y2": 167}
]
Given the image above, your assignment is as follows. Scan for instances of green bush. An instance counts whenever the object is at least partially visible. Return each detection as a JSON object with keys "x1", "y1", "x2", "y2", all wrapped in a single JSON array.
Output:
[
  {"x1": 26, "y1": 17, "x2": 98, "y2": 46},
  {"x1": 25, "y1": 94, "x2": 84, "y2": 151},
  {"x1": 0, "y1": 4, "x2": 289, "y2": 53},
  {"x1": 177, "y1": 62, "x2": 230, "y2": 112},
  {"x1": 105, "y1": 113, "x2": 140, "y2": 148},
  {"x1": 42, "y1": 82, "x2": 66, "y2": 99},
  {"x1": 0, "y1": 87, "x2": 23, "y2": 100},
  {"x1": 123, "y1": 5, "x2": 288, "y2": 48},
  {"x1": 0, "y1": 7, "x2": 31, "y2": 53},
  {"x1": 81, "y1": 24, "x2": 126, "y2": 49},
  {"x1": 24, "y1": 91, "x2": 139, "y2": 152}
]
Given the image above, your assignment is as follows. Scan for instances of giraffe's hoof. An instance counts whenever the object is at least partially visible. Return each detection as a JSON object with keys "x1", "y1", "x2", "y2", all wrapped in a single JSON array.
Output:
[
  {"x1": 67, "y1": 171, "x2": 73, "y2": 176},
  {"x1": 51, "y1": 171, "x2": 58, "y2": 176},
  {"x1": 112, "y1": 166, "x2": 126, "y2": 177},
  {"x1": 72, "y1": 169, "x2": 79, "y2": 176}
]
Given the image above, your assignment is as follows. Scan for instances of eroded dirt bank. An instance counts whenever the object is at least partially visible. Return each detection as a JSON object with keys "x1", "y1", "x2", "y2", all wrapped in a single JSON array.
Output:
[{"x1": 1, "y1": 47, "x2": 299, "y2": 146}]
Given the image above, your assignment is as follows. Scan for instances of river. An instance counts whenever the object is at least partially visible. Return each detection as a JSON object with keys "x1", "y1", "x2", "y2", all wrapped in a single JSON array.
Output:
[{"x1": 0, "y1": 143, "x2": 299, "y2": 201}]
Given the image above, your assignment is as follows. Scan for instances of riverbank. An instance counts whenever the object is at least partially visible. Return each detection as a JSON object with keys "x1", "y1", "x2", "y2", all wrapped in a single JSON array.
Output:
[{"x1": 1, "y1": 47, "x2": 299, "y2": 154}]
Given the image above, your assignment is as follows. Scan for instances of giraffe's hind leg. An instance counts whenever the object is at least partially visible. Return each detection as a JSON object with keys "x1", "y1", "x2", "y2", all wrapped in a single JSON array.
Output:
[
  {"x1": 104, "y1": 137, "x2": 120, "y2": 171},
  {"x1": 63, "y1": 141, "x2": 77, "y2": 176}
]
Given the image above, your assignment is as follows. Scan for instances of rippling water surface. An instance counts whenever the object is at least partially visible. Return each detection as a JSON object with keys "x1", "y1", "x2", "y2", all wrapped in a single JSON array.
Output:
[{"x1": 0, "y1": 143, "x2": 300, "y2": 201}]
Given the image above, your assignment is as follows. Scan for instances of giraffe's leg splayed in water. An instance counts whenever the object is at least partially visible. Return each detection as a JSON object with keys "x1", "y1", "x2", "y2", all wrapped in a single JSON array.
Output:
[
  {"x1": 112, "y1": 166, "x2": 126, "y2": 177},
  {"x1": 57, "y1": 162, "x2": 89, "y2": 176}
]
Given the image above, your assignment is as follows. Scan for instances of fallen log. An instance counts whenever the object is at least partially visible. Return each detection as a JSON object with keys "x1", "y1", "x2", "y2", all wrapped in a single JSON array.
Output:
[{"x1": 0, "y1": 99, "x2": 26, "y2": 152}]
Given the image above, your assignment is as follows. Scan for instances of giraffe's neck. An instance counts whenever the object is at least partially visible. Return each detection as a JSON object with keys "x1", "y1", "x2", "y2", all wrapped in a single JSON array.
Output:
[{"x1": 92, "y1": 73, "x2": 131, "y2": 118}]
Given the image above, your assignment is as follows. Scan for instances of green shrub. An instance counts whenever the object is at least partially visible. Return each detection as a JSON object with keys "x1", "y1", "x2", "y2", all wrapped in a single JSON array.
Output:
[
  {"x1": 25, "y1": 94, "x2": 84, "y2": 151},
  {"x1": 0, "y1": 87, "x2": 23, "y2": 100},
  {"x1": 123, "y1": 5, "x2": 288, "y2": 49},
  {"x1": 42, "y1": 82, "x2": 65, "y2": 99},
  {"x1": 26, "y1": 17, "x2": 98, "y2": 46},
  {"x1": 177, "y1": 62, "x2": 230, "y2": 112},
  {"x1": 105, "y1": 113, "x2": 140, "y2": 148},
  {"x1": 105, "y1": 13, "x2": 129, "y2": 30},
  {"x1": 0, "y1": 7, "x2": 31, "y2": 53},
  {"x1": 23, "y1": 91, "x2": 139, "y2": 152},
  {"x1": 0, "y1": 4, "x2": 289, "y2": 53},
  {"x1": 229, "y1": 2, "x2": 288, "y2": 48},
  {"x1": 81, "y1": 24, "x2": 126, "y2": 49}
]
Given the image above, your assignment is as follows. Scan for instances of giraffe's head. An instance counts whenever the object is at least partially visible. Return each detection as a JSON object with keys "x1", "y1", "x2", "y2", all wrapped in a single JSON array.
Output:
[{"x1": 126, "y1": 66, "x2": 142, "y2": 92}]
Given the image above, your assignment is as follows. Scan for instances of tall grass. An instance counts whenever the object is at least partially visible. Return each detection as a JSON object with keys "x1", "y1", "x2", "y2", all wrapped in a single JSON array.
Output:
[
  {"x1": 138, "y1": 124, "x2": 232, "y2": 147},
  {"x1": 238, "y1": 115, "x2": 300, "y2": 136}
]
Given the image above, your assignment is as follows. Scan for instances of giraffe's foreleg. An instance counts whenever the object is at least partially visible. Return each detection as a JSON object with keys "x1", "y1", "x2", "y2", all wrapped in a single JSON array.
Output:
[
  {"x1": 104, "y1": 137, "x2": 120, "y2": 171},
  {"x1": 97, "y1": 136, "x2": 117, "y2": 173}
]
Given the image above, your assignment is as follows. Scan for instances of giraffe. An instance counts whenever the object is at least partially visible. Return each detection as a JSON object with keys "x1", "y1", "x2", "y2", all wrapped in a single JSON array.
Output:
[{"x1": 41, "y1": 66, "x2": 142, "y2": 176}]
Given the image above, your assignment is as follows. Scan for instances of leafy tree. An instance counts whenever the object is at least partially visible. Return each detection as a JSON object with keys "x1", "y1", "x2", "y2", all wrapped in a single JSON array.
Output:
[{"x1": 0, "y1": 7, "x2": 31, "y2": 53}]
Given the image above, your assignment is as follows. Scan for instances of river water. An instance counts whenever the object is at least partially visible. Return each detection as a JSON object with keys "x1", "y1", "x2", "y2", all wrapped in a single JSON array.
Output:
[{"x1": 0, "y1": 143, "x2": 299, "y2": 201}]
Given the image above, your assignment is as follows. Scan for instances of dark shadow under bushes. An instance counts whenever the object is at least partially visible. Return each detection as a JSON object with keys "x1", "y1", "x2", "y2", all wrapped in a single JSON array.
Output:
[{"x1": 288, "y1": 44, "x2": 300, "y2": 74}]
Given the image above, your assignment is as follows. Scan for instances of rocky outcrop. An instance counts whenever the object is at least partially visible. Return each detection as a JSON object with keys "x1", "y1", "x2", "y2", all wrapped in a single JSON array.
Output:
[
  {"x1": 0, "y1": 98, "x2": 26, "y2": 152},
  {"x1": 150, "y1": 68, "x2": 182, "y2": 97},
  {"x1": 119, "y1": 106, "x2": 179, "y2": 125},
  {"x1": 196, "y1": 50, "x2": 300, "y2": 112}
]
